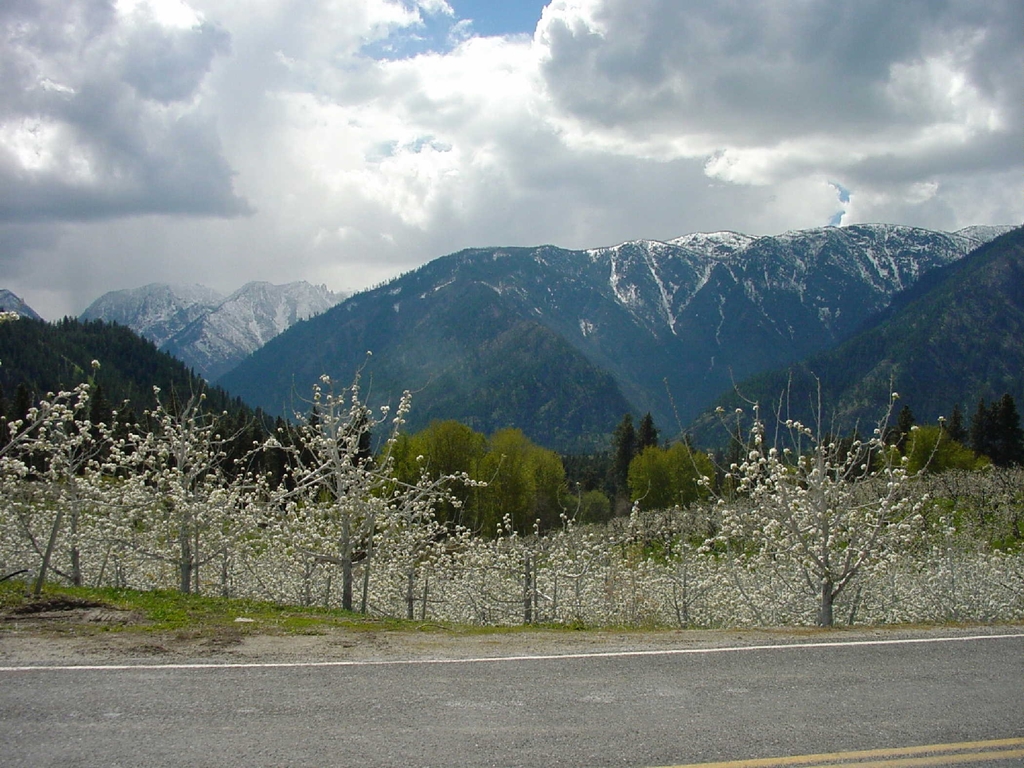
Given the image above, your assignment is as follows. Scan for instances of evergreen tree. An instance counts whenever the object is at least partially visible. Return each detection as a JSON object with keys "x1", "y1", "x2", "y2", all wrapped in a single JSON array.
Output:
[
  {"x1": 970, "y1": 398, "x2": 992, "y2": 458},
  {"x1": 12, "y1": 383, "x2": 32, "y2": 423},
  {"x1": 562, "y1": 452, "x2": 613, "y2": 497},
  {"x1": 0, "y1": 383, "x2": 7, "y2": 448},
  {"x1": 636, "y1": 412, "x2": 659, "y2": 452},
  {"x1": 611, "y1": 413, "x2": 636, "y2": 500},
  {"x1": 221, "y1": 409, "x2": 255, "y2": 479},
  {"x1": 894, "y1": 405, "x2": 915, "y2": 451},
  {"x1": 264, "y1": 416, "x2": 291, "y2": 489},
  {"x1": 989, "y1": 394, "x2": 1024, "y2": 466},
  {"x1": 88, "y1": 383, "x2": 112, "y2": 427},
  {"x1": 946, "y1": 403, "x2": 968, "y2": 444}
]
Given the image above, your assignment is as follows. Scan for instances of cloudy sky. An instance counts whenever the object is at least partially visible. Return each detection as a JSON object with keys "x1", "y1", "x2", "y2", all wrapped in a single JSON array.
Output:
[{"x1": 3, "y1": 0, "x2": 1022, "y2": 319}]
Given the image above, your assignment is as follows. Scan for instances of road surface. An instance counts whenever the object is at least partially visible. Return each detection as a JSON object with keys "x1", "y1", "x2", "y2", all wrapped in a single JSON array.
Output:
[{"x1": 2, "y1": 630, "x2": 1022, "y2": 767}]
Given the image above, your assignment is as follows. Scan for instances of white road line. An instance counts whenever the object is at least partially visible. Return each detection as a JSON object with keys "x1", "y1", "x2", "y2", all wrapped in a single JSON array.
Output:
[{"x1": 1, "y1": 632, "x2": 1021, "y2": 673}]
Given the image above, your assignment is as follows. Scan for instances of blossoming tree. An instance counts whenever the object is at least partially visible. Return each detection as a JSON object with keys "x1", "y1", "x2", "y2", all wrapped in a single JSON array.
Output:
[
  {"x1": 267, "y1": 375, "x2": 465, "y2": 612},
  {"x1": 707, "y1": 395, "x2": 929, "y2": 626}
]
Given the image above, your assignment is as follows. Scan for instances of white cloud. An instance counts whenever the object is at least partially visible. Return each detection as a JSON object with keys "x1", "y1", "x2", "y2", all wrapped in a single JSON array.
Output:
[
  {"x1": 116, "y1": 0, "x2": 206, "y2": 29},
  {"x1": 1, "y1": 0, "x2": 1021, "y2": 320},
  {"x1": 0, "y1": 0, "x2": 244, "y2": 225}
]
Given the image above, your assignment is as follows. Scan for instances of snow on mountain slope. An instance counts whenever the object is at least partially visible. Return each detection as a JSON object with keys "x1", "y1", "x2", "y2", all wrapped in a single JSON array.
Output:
[
  {"x1": 220, "y1": 223, "x2": 1017, "y2": 445},
  {"x1": 0, "y1": 289, "x2": 43, "y2": 320},
  {"x1": 586, "y1": 240, "x2": 720, "y2": 335},
  {"x1": 83, "y1": 223, "x2": 1017, "y2": 440},
  {"x1": 80, "y1": 281, "x2": 342, "y2": 381},
  {"x1": 80, "y1": 284, "x2": 224, "y2": 347},
  {"x1": 729, "y1": 224, "x2": 975, "y2": 335},
  {"x1": 669, "y1": 231, "x2": 756, "y2": 257},
  {"x1": 162, "y1": 281, "x2": 342, "y2": 381},
  {"x1": 952, "y1": 225, "x2": 1017, "y2": 249},
  {"x1": 583, "y1": 224, "x2": 992, "y2": 341}
]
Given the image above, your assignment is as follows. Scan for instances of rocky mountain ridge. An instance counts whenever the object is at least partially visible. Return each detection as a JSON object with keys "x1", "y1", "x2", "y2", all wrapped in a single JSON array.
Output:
[
  {"x1": 690, "y1": 225, "x2": 1024, "y2": 443},
  {"x1": 79, "y1": 283, "x2": 224, "y2": 348},
  {"x1": 80, "y1": 281, "x2": 343, "y2": 381},
  {"x1": 0, "y1": 289, "x2": 43, "y2": 321},
  {"x1": 220, "y1": 223, "x2": 1016, "y2": 449}
]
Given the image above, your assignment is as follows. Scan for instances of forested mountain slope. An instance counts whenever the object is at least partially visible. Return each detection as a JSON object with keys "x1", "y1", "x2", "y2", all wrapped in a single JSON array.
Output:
[
  {"x1": 222, "y1": 274, "x2": 632, "y2": 451},
  {"x1": 690, "y1": 226, "x2": 1024, "y2": 442},
  {"x1": 0, "y1": 317, "x2": 246, "y2": 419},
  {"x1": 222, "y1": 225, "x2": 1005, "y2": 449}
]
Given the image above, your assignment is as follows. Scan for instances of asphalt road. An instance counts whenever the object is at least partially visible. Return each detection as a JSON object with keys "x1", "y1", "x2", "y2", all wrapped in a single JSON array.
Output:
[{"x1": 2, "y1": 632, "x2": 1022, "y2": 767}]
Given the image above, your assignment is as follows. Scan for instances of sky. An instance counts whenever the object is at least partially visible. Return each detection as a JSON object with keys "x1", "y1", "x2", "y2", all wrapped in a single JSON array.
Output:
[{"x1": 2, "y1": 0, "x2": 1022, "y2": 319}]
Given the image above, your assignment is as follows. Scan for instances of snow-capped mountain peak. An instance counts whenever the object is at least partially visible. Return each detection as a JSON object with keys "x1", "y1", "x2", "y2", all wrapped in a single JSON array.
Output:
[
  {"x1": 668, "y1": 230, "x2": 756, "y2": 257},
  {"x1": 952, "y1": 225, "x2": 1017, "y2": 249},
  {"x1": 220, "y1": 223, "x2": 1020, "y2": 448},
  {"x1": 0, "y1": 289, "x2": 43, "y2": 320},
  {"x1": 80, "y1": 281, "x2": 343, "y2": 381},
  {"x1": 80, "y1": 283, "x2": 224, "y2": 348},
  {"x1": 162, "y1": 280, "x2": 342, "y2": 381}
]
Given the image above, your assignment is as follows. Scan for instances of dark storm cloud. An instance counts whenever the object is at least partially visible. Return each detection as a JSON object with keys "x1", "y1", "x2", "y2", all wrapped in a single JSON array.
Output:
[
  {"x1": 121, "y1": 18, "x2": 231, "y2": 103},
  {"x1": 846, "y1": 131, "x2": 1022, "y2": 186},
  {"x1": 4, "y1": 0, "x2": 1021, "y2": 320},
  {"x1": 0, "y1": 0, "x2": 249, "y2": 223},
  {"x1": 539, "y1": 0, "x2": 1024, "y2": 149}
]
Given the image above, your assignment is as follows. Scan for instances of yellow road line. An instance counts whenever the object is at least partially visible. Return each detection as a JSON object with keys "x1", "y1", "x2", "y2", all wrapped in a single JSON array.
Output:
[
  {"x1": 807, "y1": 748, "x2": 1024, "y2": 767},
  {"x1": 656, "y1": 738, "x2": 1024, "y2": 768}
]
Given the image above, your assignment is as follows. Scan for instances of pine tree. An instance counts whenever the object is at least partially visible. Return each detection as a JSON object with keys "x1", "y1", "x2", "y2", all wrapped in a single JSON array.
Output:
[
  {"x1": 636, "y1": 412, "x2": 659, "y2": 452},
  {"x1": 990, "y1": 394, "x2": 1024, "y2": 466},
  {"x1": 611, "y1": 413, "x2": 636, "y2": 500},
  {"x1": 896, "y1": 405, "x2": 915, "y2": 451},
  {"x1": 88, "y1": 383, "x2": 112, "y2": 427},
  {"x1": 946, "y1": 403, "x2": 968, "y2": 444},
  {"x1": 970, "y1": 398, "x2": 992, "y2": 458},
  {"x1": 12, "y1": 383, "x2": 32, "y2": 423},
  {"x1": 0, "y1": 383, "x2": 6, "y2": 448}
]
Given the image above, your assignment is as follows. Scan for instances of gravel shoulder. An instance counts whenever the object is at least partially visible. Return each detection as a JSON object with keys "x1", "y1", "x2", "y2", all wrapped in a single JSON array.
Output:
[{"x1": 2, "y1": 605, "x2": 1021, "y2": 667}]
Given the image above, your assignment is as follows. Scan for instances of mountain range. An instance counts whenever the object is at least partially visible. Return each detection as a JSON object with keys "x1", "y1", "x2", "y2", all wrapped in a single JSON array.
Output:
[
  {"x1": 79, "y1": 281, "x2": 343, "y2": 381},
  {"x1": 3, "y1": 223, "x2": 1017, "y2": 452},
  {"x1": 219, "y1": 224, "x2": 1017, "y2": 450},
  {"x1": 690, "y1": 226, "x2": 1024, "y2": 444},
  {"x1": 0, "y1": 289, "x2": 43, "y2": 321}
]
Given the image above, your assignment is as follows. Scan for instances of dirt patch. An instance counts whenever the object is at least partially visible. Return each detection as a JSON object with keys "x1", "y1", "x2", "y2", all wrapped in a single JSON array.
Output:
[
  {"x1": 1, "y1": 602, "x2": 1021, "y2": 668},
  {"x1": 7, "y1": 596, "x2": 106, "y2": 614},
  {"x1": 2, "y1": 596, "x2": 143, "y2": 628}
]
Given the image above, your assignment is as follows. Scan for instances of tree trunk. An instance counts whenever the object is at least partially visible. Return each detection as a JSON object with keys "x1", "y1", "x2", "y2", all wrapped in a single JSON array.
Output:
[
  {"x1": 302, "y1": 559, "x2": 313, "y2": 607},
  {"x1": 34, "y1": 506, "x2": 65, "y2": 596},
  {"x1": 360, "y1": 533, "x2": 374, "y2": 615},
  {"x1": 192, "y1": 529, "x2": 201, "y2": 594},
  {"x1": 406, "y1": 569, "x2": 415, "y2": 620},
  {"x1": 342, "y1": 554, "x2": 353, "y2": 611},
  {"x1": 341, "y1": 516, "x2": 353, "y2": 611},
  {"x1": 70, "y1": 501, "x2": 82, "y2": 587},
  {"x1": 179, "y1": 524, "x2": 193, "y2": 594},
  {"x1": 220, "y1": 549, "x2": 230, "y2": 598},
  {"x1": 70, "y1": 549, "x2": 82, "y2": 587},
  {"x1": 819, "y1": 579, "x2": 834, "y2": 627},
  {"x1": 95, "y1": 545, "x2": 111, "y2": 588},
  {"x1": 523, "y1": 553, "x2": 533, "y2": 624}
]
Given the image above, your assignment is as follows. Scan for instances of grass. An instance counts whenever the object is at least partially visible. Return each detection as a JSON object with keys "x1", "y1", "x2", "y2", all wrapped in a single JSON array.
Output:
[
  {"x1": 3, "y1": 580, "x2": 1018, "y2": 646},
  {"x1": 0, "y1": 579, "x2": 449, "y2": 637},
  {"x1": 0, "y1": 580, "x2": 687, "y2": 640}
]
